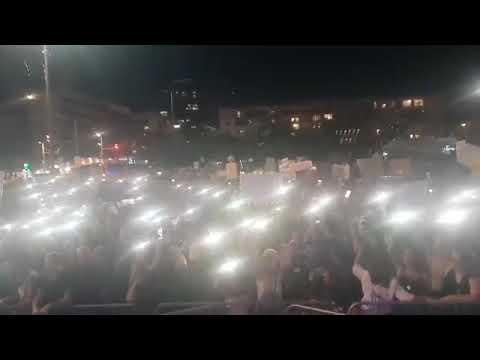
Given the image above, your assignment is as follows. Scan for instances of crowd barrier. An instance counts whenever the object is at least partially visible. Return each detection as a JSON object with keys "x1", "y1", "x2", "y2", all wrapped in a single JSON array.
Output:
[
  {"x1": 347, "y1": 302, "x2": 480, "y2": 315},
  {"x1": 282, "y1": 304, "x2": 345, "y2": 315}
]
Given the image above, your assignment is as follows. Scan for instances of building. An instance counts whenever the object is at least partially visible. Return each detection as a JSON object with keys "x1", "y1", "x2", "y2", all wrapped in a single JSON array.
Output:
[
  {"x1": 218, "y1": 94, "x2": 450, "y2": 160},
  {"x1": 0, "y1": 89, "x2": 137, "y2": 169}
]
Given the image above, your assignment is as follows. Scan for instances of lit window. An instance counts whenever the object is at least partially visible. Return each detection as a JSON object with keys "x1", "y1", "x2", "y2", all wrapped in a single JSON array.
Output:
[
  {"x1": 340, "y1": 137, "x2": 344, "y2": 144},
  {"x1": 291, "y1": 116, "x2": 300, "y2": 123},
  {"x1": 186, "y1": 104, "x2": 193, "y2": 111},
  {"x1": 402, "y1": 99, "x2": 412, "y2": 108},
  {"x1": 413, "y1": 99, "x2": 424, "y2": 107},
  {"x1": 239, "y1": 129, "x2": 245, "y2": 134},
  {"x1": 160, "y1": 111, "x2": 168, "y2": 116},
  {"x1": 292, "y1": 123, "x2": 300, "y2": 130},
  {"x1": 376, "y1": 129, "x2": 380, "y2": 135},
  {"x1": 409, "y1": 134, "x2": 414, "y2": 139},
  {"x1": 173, "y1": 124, "x2": 181, "y2": 129},
  {"x1": 382, "y1": 103, "x2": 387, "y2": 109},
  {"x1": 236, "y1": 111, "x2": 241, "y2": 118},
  {"x1": 192, "y1": 104, "x2": 199, "y2": 111},
  {"x1": 373, "y1": 101, "x2": 377, "y2": 109},
  {"x1": 415, "y1": 134, "x2": 421, "y2": 139},
  {"x1": 324, "y1": 113, "x2": 333, "y2": 120},
  {"x1": 313, "y1": 114, "x2": 321, "y2": 122}
]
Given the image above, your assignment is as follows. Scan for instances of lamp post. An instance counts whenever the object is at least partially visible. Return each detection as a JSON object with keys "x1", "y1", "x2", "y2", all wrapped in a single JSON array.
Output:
[
  {"x1": 42, "y1": 45, "x2": 53, "y2": 167},
  {"x1": 96, "y1": 132, "x2": 104, "y2": 162}
]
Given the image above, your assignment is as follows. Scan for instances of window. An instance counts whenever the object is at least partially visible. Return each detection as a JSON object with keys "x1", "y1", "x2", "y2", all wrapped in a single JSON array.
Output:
[
  {"x1": 291, "y1": 116, "x2": 300, "y2": 123},
  {"x1": 239, "y1": 129, "x2": 245, "y2": 134},
  {"x1": 160, "y1": 111, "x2": 168, "y2": 116},
  {"x1": 236, "y1": 111, "x2": 241, "y2": 118},
  {"x1": 373, "y1": 101, "x2": 377, "y2": 109},
  {"x1": 186, "y1": 104, "x2": 193, "y2": 111},
  {"x1": 402, "y1": 99, "x2": 412, "y2": 108},
  {"x1": 413, "y1": 99, "x2": 424, "y2": 107},
  {"x1": 313, "y1": 114, "x2": 321, "y2": 122},
  {"x1": 192, "y1": 104, "x2": 199, "y2": 111},
  {"x1": 381, "y1": 103, "x2": 387, "y2": 109},
  {"x1": 340, "y1": 137, "x2": 344, "y2": 144},
  {"x1": 324, "y1": 113, "x2": 333, "y2": 120},
  {"x1": 292, "y1": 123, "x2": 300, "y2": 130}
]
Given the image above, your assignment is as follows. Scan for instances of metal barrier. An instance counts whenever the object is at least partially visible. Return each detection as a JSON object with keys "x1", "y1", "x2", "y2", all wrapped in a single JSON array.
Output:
[
  {"x1": 154, "y1": 302, "x2": 227, "y2": 315},
  {"x1": 347, "y1": 302, "x2": 480, "y2": 315},
  {"x1": 161, "y1": 303, "x2": 229, "y2": 315},
  {"x1": 283, "y1": 304, "x2": 345, "y2": 315}
]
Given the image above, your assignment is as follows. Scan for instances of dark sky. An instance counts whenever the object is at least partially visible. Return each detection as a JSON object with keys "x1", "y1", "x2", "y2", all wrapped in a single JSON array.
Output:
[{"x1": 2, "y1": 45, "x2": 480, "y2": 107}]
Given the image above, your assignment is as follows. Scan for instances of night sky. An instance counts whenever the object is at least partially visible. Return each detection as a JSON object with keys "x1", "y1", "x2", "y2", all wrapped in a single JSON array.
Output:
[{"x1": 1, "y1": 45, "x2": 480, "y2": 107}]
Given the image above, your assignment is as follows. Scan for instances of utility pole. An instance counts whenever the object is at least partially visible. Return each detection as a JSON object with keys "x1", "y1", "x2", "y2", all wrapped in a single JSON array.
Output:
[{"x1": 42, "y1": 45, "x2": 53, "y2": 167}]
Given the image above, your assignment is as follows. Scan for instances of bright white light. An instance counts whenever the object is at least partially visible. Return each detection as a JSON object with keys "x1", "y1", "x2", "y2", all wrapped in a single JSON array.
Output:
[
  {"x1": 436, "y1": 209, "x2": 468, "y2": 225},
  {"x1": 239, "y1": 218, "x2": 255, "y2": 228},
  {"x1": 29, "y1": 192, "x2": 41, "y2": 200},
  {"x1": 176, "y1": 184, "x2": 183, "y2": 189},
  {"x1": 212, "y1": 190, "x2": 225, "y2": 199},
  {"x1": 252, "y1": 218, "x2": 270, "y2": 231},
  {"x1": 218, "y1": 258, "x2": 241, "y2": 274},
  {"x1": 187, "y1": 186, "x2": 193, "y2": 191},
  {"x1": 370, "y1": 191, "x2": 391, "y2": 204},
  {"x1": 171, "y1": 178, "x2": 176, "y2": 183},
  {"x1": 25, "y1": 94, "x2": 36, "y2": 101},
  {"x1": 203, "y1": 231, "x2": 225, "y2": 246},
  {"x1": 52, "y1": 206, "x2": 64, "y2": 214},
  {"x1": 39, "y1": 228, "x2": 54, "y2": 237},
  {"x1": 173, "y1": 124, "x2": 181, "y2": 129},
  {"x1": 275, "y1": 185, "x2": 292, "y2": 196},
  {"x1": 157, "y1": 171, "x2": 162, "y2": 176},
  {"x1": 306, "y1": 196, "x2": 334, "y2": 214},
  {"x1": 68, "y1": 188, "x2": 78, "y2": 196},
  {"x1": 135, "y1": 196, "x2": 144, "y2": 201},
  {"x1": 95, "y1": 132, "x2": 103, "y2": 138},
  {"x1": 139, "y1": 209, "x2": 159, "y2": 222},
  {"x1": 198, "y1": 188, "x2": 211, "y2": 195},
  {"x1": 461, "y1": 123, "x2": 467, "y2": 128},
  {"x1": 428, "y1": 188, "x2": 433, "y2": 194},
  {"x1": 1, "y1": 224, "x2": 13, "y2": 231},
  {"x1": 64, "y1": 166, "x2": 72, "y2": 174},
  {"x1": 61, "y1": 221, "x2": 81, "y2": 231},
  {"x1": 184, "y1": 208, "x2": 195, "y2": 216},
  {"x1": 131, "y1": 186, "x2": 140, "y2": 191},
  {"x1": 274, "y1": 206, "x2": 284, "y2": 213},
  {"x1": 345, "y1": 190, "x2": 352, "y2": 199},
  {"x1": 21, "y1": 224, "x2": 30, "y2": 230},
  {"x1": 117, "y1": 179, "x2": 124, "y2": 184},
  {"x1": 227, "y1": 199, "x2": 246, "y2": 210},
  {"x1": 131, "y1": 241, "x2": 150, "y2": 252},
  {"x1": 152, "y1": 216, "x2": 164, "y2": 224},
  {"x1": 388, "y1": 210, "x2": 418, "y2": 225},
  {"x1": 26, "y1": 184, "x2": 33, "y2": 190},
  {"x1": 450, "y1": 190, "x2": 477, "y2": 203},
  {"x1": 315, "y1": 219, "x2": 321, "y2": 224}
]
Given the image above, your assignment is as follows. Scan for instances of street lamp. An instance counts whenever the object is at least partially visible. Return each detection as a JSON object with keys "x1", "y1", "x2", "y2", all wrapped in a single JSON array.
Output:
[{"x1": 95, "y1": 132, "x2": 104, "y2": 161}]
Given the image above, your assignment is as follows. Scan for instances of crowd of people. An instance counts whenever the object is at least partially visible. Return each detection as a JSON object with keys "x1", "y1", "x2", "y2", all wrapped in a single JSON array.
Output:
[{"x1": 0, "y1": 168, "x2": 480, "y2": 315}]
